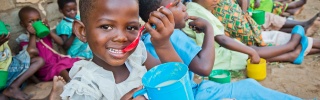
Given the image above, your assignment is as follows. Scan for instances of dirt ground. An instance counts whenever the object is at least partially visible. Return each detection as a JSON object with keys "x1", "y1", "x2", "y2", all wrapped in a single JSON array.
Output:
[{"x1": 22, "y1": 0, "x2": 320, "y2": 99}]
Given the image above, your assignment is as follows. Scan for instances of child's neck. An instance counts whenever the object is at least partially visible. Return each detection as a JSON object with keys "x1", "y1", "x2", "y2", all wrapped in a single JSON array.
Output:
[{"x1": 92, "y1": 57, "x2": 130, "y2": 84}]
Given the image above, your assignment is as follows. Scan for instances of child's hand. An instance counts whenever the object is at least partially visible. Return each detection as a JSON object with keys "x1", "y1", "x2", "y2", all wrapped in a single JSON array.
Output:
[
  {"x1": 120, "y1": 86, "x2": 147, "y2": 100},
  {"x1": 42, "y1": 19, "x2": 50, "y2": 29},
  {"x1": 27, "y1": 23, "x2": 36, "y2": 35},
  {"x1": 188, "y1": 16, "x2": 211, "y2": 33},
  {"x1": 254, "y1": 0, "x2": 261, "y2": 8},
  {"x1": 250, "y1": 51, "x2": 261, "y2": 64},
  {"x1": 0, "y1": 34, "x2": 10, "y2": 46},
  {"x1": 145, "y1": 6, "x2": 175, "y2": 48}
]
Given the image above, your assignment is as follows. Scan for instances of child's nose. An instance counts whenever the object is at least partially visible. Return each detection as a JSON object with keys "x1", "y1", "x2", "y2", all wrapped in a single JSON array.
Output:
[{"x1": 112, "y1": 31, "x2": 128, "y2": 43}]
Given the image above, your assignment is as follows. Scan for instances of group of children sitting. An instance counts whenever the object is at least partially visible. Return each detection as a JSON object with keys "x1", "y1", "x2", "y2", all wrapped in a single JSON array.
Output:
[{"x1": 0, "y1": 0, "x2": 319, "y2": 99}]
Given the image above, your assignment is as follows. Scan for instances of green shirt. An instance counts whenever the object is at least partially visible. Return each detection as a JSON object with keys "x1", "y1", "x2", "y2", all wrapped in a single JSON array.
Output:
[{"x1": 182, "y1": 2, "x2": 248, "y2": 70}]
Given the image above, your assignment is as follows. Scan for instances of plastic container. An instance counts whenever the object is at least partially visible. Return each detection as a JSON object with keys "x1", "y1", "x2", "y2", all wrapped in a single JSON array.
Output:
[
  {"x1": 209, "y1": 70, "x2": 231, "y2": 84},
  {"x1": 0, "y1": 21, "x2": 10, "y2": 36},
  {"x1": 133, "y1": 62, "x2": 194, "y2": 100},
  {"x1": 0, "y1": 71, "x2": 8, "y2": 89},
  {"x1": 246, "y1": 58, "x2": 267, "y2": 81},
  {"x1": 32, "y1": 21, "x2": 50, "y2": 38},
  {"x1": 251, "y1": 10, "x2": 265, "y2": 25}
]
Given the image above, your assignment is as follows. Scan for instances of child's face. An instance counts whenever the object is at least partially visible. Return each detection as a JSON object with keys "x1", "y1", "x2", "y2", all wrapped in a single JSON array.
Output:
[
  {"x1": 161, "y1": 0, "x2": 188, "y2": 29},
  {"x1": 196, "y1": 0, "x2": 219, "y2": 11},
  {"x1": 85, "y1": 0, "x2": 139, "y2": 67},
  {"x1": 20, "y1": 11, "x2": 41, "y2": 28},
  {"x1": 60, "y1": 2, "x2": 77, "y2": 19}
]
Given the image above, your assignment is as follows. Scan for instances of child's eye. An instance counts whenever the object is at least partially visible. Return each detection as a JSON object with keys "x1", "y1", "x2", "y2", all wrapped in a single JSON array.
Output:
[
  {"x1": 100, "y1": 25, "x2": 113, "y2": 30},
  {"x1": 127, "y1": 26, "x2": 138, "y2": 31}
]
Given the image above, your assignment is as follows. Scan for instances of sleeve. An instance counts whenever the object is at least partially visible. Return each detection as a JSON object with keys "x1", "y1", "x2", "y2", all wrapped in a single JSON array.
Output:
[
  {"x1": 56, "y1": 23, "x2": 72, "y2": 36},
  {"x1": 142, "y1": 30, "x2": 202, "y2": 66}
]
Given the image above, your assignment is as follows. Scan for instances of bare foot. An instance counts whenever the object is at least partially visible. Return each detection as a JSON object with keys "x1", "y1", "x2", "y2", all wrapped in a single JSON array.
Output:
[
  {"x1": 49, "y1": 76, "x2": 66, "y2": 100},
  {"x1": 2, "y1": 86, "x2": 31, "y2": 100},
  {"x1": 305, "y1": 13, "x2": 320, "y2": 36}
]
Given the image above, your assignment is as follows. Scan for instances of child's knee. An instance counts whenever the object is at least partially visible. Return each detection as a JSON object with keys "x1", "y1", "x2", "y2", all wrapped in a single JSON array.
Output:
[{"x1": 31, "y1": 57, "x2": 45, "y2": 67}]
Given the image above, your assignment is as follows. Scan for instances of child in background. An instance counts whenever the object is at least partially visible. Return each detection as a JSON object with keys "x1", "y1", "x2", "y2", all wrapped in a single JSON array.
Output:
[
  {"x1": 56, "y1": 0, "x2": 182, "y2": 99},
  {"x1": 16, "y1": 6, "x2": 80, "y2": 82},
  {"x1": 250, "y1": 0, "x2": 306, "y2": 16},
  {"x1": 139, "y1": 0, "x2": 301, "y2": 99},
  {"x1": 56, "y1": 0, "x2": 93, "y2": 59},
  {"x1": 0, "y1": 26, "x2": 44, "y2": 99}
]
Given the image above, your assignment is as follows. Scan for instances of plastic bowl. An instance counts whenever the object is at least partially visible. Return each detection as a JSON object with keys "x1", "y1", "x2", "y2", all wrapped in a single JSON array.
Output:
[
  {"x1": 246, "y1": 58, "x2": 267, "y2": 81},
  {"x1": 209, "y1": 70, "x2": 231, "y2": 84}
]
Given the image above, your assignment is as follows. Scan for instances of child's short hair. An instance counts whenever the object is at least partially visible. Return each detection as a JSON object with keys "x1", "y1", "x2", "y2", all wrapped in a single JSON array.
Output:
[
  {"x1": 18, "y1": 6, "x2": 39, "y2": 21},
  {"x1": 139, "y1": 0, "x2": 162, "y2": 22},
  {"x1": 78, "y1": 0, "x2": 96, "y2": 24},
  {"x1": 57, "y1": 0, "x2": 77, "y2": 10}
]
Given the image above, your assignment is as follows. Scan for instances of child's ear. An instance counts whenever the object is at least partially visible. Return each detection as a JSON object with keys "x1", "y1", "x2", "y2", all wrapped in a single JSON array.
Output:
[
  {"x1": 20, "y1": 21, "x2": 26, "y2": 28},
  {"x1": 73, "y1": 20, "x2": 87, "y2": 42}
]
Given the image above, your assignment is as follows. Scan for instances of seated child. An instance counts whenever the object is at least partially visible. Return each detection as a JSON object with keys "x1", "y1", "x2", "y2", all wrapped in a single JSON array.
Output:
[
  {"x1": 56, "y1": 0, "x2": 182, "y2": 99},
  {"x1": 139, "y1": 0, "x2": 301, "y2": 99},
  {"x1": 0, "y1": 32, "x2": 44, "y2": 99},
  {"x1": 249, "y1": 0, "x2": 306, "y2": 16},
  {"x1": 17, "y1": 6, "x2": 80, "y2": 82},
  {"x1": 56, "y1": 0, "x2": 93, "y2": 59},
  {"x1": 190, "y1": 0, "x2": 320, "y2": 57}
]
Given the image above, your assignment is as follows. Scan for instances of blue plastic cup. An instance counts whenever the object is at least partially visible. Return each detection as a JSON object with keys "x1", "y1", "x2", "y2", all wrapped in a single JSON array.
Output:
[{"x1": 133, "y1": 62, "x2": 194, "y2": 100}]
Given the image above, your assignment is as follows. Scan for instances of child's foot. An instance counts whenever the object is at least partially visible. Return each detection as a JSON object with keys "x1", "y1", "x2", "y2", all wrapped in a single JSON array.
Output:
[
  {"x1": 49, "y1": 76, "x2": 66, "y2": 100},
  {"x1": 305, "y1": 12, "x2": 320, "y2": 36},
  {"x1": 2, "y1": 86, "x2": 31, "y2": 100}
]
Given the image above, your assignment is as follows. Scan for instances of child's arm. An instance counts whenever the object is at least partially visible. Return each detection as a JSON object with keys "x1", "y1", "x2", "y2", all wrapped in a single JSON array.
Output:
[
  {"x1": 26, "y1": 24, "x2": 39, "y2": 58},
  {"x1": 0, "y1": 34, "x2": 10, "y2": 46},
  {"x1": 237, "y1": 0, "x2": 250, "y2": 13},
  {"x1": 187, "y1": 16, "x2": 216, "y2": 76},
  {"x1": 215, "y1": 35, "x2": 261, "y2": 63},
  {"x1": 254, "y1": 0, "x2": 261, "y2": 8},
  {"x1": 60, "y1": 34, "x2": 76, "y2": 50},
  {"x1": 42, "y1": 19, "x2": 64, "y2": 45},
  {"x1": 144, "y1": 7, "x2": 183, "y2": 70}
]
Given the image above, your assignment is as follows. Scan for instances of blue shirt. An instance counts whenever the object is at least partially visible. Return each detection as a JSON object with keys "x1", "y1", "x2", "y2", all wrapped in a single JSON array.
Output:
[{"x1": 56, "y1": 15, "x2": 93, "y2": 59}]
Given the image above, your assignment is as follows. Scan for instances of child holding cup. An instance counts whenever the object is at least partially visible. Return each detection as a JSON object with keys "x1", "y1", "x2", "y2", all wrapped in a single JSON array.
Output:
[
  {"x1": 16, "y1": 6, "x2": 80, "y2": 82},
  {"x1": 0, "y1": 20, "x2": 44, "y2": 100}
]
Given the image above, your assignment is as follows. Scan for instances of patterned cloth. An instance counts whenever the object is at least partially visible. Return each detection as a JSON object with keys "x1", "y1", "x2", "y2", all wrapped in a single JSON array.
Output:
[{"x1": 213, "y1": 0, "x2": 266, "y2": 46}]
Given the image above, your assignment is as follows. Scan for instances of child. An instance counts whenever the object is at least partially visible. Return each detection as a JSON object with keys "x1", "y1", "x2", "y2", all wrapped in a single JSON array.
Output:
[
  {"x1": 0, "y1": 29, "x2": 44, "y2": 99},
  {"x1": 17, "y1": 6, "x2": 80, "y2": 82},
  {"x1": 139, "y1": 0, "x2": 301, "y2": 99},
  {"x1": 57, "y1": 0, "x2": 183, "y2": 99},
  {"x1": 56, "y1": 0, "x2": 93, "y2": 59}
]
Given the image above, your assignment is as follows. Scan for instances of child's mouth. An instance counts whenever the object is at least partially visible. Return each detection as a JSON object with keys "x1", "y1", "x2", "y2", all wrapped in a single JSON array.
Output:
[{"x1": 108, "y1": 48, "x2": 124, "y2": 54}]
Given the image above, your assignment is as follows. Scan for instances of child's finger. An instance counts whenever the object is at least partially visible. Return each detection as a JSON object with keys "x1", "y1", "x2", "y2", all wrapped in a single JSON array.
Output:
[
  {"x1": 148, "y1": 16, "x2": 164, "y2": 31},
  {"x1": 150, "y1": 11, "x2": 171, "y2": 28},
  {"x1": 188, "y1": 16, "x2": 199, "y2": 21},
  {"x1": 158, "y1": 7, "x2": 175, "y2": 24},
  {"x1": 145, "y1": 22, "x2": 159, "y2": 38}
]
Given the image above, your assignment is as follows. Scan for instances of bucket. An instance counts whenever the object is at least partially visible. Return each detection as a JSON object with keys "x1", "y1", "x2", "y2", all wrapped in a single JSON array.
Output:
[
  {"x1": 0, "y1": 21, "x2": 10, "y2": 36},
  {"x1": 0, "y1": 71, "x2": 8, "y2": 89},
  {"x1": 246, "y1": 58, "x2": 267, "y2": 81},
  {"x1": 209, "y1": 70, "x2": 231, "y2": 84},
  {"x1": 32, "y1": 21, "x2": 50, "y2": 38},
  {"x1": 251, "y1": 10, "x2": 265, "y2": 25},
  {"x1": 133, "y1": 62, "x2": 194, "y2": 100}
]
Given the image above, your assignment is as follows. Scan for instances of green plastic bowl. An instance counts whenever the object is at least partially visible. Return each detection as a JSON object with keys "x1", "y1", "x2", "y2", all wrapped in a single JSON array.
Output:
[
  {"x1": 0, "y1": 71, "x2": 8, "y2": 89},
  {"x1": 209, "y1": 70, "x2": 231, "y2": 84},
  {"x1": 252, "y1": 10, "x2": 265, "y2": 25}
]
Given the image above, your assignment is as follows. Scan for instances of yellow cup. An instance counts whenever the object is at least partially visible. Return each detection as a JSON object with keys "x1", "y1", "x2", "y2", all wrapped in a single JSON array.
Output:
[{"x1": 246, "y1": 58, "x2": 267, "y2": 81}]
